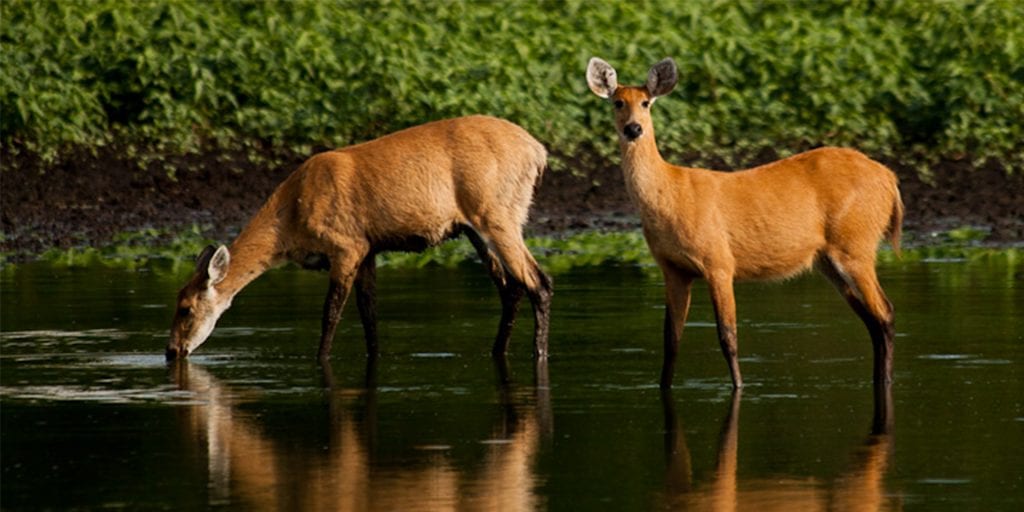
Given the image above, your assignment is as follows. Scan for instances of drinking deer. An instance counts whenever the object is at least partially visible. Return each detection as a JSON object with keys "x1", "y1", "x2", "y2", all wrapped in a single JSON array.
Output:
[
  {"x1": 166, "y1": 115, "x2": 553, "y2": 362},
  {"x1": 586, "y1": 57, "x2": 903, "y2": 389}
]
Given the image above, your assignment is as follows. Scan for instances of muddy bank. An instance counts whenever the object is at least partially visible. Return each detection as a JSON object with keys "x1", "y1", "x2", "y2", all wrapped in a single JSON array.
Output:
[{"x1": 2, "y1": 147, "x2": 1022, "y2": 261}]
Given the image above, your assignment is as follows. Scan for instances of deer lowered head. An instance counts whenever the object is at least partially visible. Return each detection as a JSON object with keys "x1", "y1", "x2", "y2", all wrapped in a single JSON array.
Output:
[{"x1": 167, "y1": 244, "x2": 233, "y2": 359}]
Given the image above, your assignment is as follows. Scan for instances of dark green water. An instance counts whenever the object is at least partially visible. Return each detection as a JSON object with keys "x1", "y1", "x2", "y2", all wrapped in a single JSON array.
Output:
[{"x1": 2, "y1": 256, "x2": 1022, "y2": 510}]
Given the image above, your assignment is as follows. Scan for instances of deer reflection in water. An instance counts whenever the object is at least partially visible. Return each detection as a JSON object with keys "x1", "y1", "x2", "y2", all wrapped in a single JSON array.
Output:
[
  {"x1": 170, "y1": 359, "x2": 551, "y2": 511},
  {"x1": 660, "y1": 386, "x2": 898, "y2": 511}
]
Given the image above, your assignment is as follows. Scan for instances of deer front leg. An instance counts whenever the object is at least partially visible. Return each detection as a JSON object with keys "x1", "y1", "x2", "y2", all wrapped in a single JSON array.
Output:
[
  {"x1": 660, "y1": 263, "x2": 694, "y2": 389},
  {"x1": 318, "y1": 253, "x2": 363, "y2": 362},
  {"x1": 708, "y1": 271, "x2": 742, "y2": 389}
]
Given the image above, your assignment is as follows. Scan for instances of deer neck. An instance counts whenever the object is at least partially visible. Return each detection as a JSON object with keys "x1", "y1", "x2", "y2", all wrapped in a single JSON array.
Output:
[
  {"x1": 620, "y1": 130, "x2": 675, "y2": 209},
  {"x1": 215, "y1": 202, "x2": 286, "y2": 300}
]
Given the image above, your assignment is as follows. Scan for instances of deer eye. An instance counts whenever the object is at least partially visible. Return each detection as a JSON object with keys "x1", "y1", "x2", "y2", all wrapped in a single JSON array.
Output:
[
  {"x1": 178, "y1": 307, "x2": 191, "y2": 317},
  {"x1": 641, "y1": 100, "x2": 650, "y2": 108},
  {"x1": 613, "y1": 100, "x2": 624, "y2": 109}
]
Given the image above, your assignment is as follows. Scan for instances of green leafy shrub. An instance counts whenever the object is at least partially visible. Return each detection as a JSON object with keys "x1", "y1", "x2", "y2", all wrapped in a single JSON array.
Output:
[{"x1": 2, "y1": 0, "x2": 1022, "y2": 173}]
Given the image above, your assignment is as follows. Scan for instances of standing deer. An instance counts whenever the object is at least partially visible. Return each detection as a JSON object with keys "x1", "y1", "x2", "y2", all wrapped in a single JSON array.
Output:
[
  {"x1": 586, "y1": 57, "x2": 903, "y2": 389},
  {"x1": 166, "y1": 115, "x2": 553, "y2": 362}
]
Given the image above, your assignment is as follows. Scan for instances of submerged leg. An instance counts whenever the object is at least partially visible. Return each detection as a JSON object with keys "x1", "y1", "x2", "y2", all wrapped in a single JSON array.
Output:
[
  {"x1": 707, "y1": 270, "x2": 742, "y2": 389},
  {"x1": 660, "y1": 262, "x2": 694, "y2": 389},
  {"x1": 318, "y1": 251, "x2": 364, "y2": 362},
  {"x1": 473, "y1": 226, "x2": 553, "y2": 358},
  {"x1": 818, "y1": 255, "x2": 895, "y2": 385},
  {"x1": 466, "y1": 229, "x2": 526, "y2": 357},
  {"x1": 355, "y1": 255, "x2": 379, "y2": 356}
]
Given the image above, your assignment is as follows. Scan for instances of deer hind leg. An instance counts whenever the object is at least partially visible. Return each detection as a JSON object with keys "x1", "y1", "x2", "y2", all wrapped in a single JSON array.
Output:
[
  {"x1": 319, "y1": 248, "x2": 367, "y2": 362},
  {"x1": 465, "y1": 228, "x2": 526, "y2": 357},
  {"x1": 817, "y1": 253, "x2": 895, "y2": 385},
  {"x1": 659, "y1": 260, "x2": 694, "y2": 389},
  {"x1": 707, "y1": 270, "x2": 743, "y2": 389},
  {"x1": 354, "y1": 255, "x2": 379, "y2": 357},
  {"x1": 475, "y1": 226, "x2": 553, "y2": 358}
]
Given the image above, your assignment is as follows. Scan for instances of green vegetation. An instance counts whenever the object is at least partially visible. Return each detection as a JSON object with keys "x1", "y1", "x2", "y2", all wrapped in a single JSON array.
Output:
[
  {"x1": 3, "y1": 0, "x2": 1022, "y2": 174},
  {"x1": 19, "y1": 227, "x2": 1020, "y2": 275}
]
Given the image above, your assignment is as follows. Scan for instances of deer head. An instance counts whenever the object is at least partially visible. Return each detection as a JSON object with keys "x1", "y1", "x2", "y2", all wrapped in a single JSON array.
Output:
[
  {"x1": 586, "y1": 57, "x2": 678, "y2": 143},
  {"x1": 167, "y1": 245, "x2": 232, "y2": 359}
]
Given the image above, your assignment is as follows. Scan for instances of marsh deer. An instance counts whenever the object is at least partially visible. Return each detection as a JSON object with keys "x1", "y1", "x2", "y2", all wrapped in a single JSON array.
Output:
[
  {"x1": 166, "y1": 115, "x2": 553, "y2": 362},
  {"x1": 586, "y1": 57, "x2": 903, "y2": 389}
]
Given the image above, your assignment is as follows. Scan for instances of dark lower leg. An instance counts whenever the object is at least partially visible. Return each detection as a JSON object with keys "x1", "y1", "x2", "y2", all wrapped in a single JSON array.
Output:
[
  {"x1": 355, "y1": 257, "x2": 379, "y2": 356},
  {"x1": 660, "y1": 270, "x2": 692, "y2": 389},
  {"x1": 526, "y1": 270, "x2": 553, "y2": 358},
  {"x1": 493, "y1": 284, "x2": 525, "y2": 357},
  {"x1": 660, "y1": 310, "x2": 681, "y2": 389},
  {"x1": 818, "y1": 258, "x2": 895, "y2": 386},
  {"x1": 872, "y1": 377, "x2": 894, "y2": 435},
  {"x1": 466, "y1": 229, "x2": 527, "y2": 357},
  {"x1": 319, "y1": 278, "x2": 348, "y2": 362},
  {"x1": 709, "y1": 277, "x2": 742, "y2": 389},
  {"x1": 873, "y1": 323, "x2": 895, "y2": 385},
  {"x1": 717, "y1": 325, "x2": 743, "y2": 389}
]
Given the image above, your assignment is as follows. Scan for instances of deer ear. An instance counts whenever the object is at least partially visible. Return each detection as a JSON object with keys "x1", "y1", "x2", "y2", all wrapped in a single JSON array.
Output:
[
  {"x1": 195, "y1": 245, "x2": 217, "y2": 269},
  {"x1": 646, "y1": 58, "x2": 678, "y2": 98},
  {"x1": 206, "y1": 245, "x2": 230, "y2": 286},
  {"x1": 587, "y1": 57, "x2": 618, "y2": 99},
  {"x1": 195, "y1": 244, "x2": 229, "y2": 288}
]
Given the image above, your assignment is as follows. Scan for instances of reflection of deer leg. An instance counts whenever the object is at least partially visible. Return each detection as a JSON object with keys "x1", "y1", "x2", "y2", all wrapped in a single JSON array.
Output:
[
  {"x1": 710, "y1": 390, "x2": 741, "y2": 512},
  {"x1": 534, "y1": 359, "x2": 553, "y2": 440},
  {"x1": 872, "y1": 379, "x2": 894, "y2": 436},
  {"x1": 661, "y1": 389, "x2": 693, "y2": 494},
  {"x1": 833, "y1": 399, "x2": 895, "y2": 510},
  {"x1": 494, "y1": 356, "x2": 512, "y2": 387},
  {"x1": 364, "y1": 352, "x2": 379, "y2": 390}
]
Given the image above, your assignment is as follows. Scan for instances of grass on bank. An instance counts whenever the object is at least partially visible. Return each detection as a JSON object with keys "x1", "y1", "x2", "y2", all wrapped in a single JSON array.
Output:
[{"x1": 12, "y1": 226, "x2": 1021, "y2": 274}]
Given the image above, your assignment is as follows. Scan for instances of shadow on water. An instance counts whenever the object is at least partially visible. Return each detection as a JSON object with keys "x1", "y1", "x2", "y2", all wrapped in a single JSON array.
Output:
[
  {"x1": 169, "y1": 357, "x2": 552, "y2": 511},
  {"x1": 659, "y1": 386, "x2": 898, "y2": 511}
]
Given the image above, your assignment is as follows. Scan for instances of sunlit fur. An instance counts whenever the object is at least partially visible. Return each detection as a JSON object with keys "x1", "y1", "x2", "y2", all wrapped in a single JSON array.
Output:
[{"x1": 589, "y1": 57, "x2": 903, "y2": 389}]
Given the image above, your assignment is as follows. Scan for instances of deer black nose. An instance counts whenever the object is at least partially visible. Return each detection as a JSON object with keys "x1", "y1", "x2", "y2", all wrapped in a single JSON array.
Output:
[
  {"x1": 623, "y1": 123, "x2": 643, "y2": 140},
  {"x1": 165, "y1": 347, "x2": 185, "y2": 360}
]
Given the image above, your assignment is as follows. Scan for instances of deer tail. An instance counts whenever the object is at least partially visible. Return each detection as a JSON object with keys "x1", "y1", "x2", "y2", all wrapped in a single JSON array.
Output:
[{"x1": 887, "y1": 188, "x2": 904, "y2": 258}]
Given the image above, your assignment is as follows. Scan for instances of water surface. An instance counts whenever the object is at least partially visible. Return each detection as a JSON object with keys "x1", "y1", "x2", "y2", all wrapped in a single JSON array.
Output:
[{"x1": 2, "y1": 257, "x2": 1022, "y2": 510}]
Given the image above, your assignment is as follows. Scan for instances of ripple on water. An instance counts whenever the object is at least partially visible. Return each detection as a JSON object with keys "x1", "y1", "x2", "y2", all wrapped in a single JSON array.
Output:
[
  {"x1": 409, "y1": 352, "x2": 457, "y2": 358},
  {"x1": 916, "y1": 354, "x2": 1013, "y2": 367},
  {"x1": 0, "y1": 384, "x2": 198, "y2": 405},
  {"x1": 917, "y1": 354, "x2": 971, "y2": 360}
]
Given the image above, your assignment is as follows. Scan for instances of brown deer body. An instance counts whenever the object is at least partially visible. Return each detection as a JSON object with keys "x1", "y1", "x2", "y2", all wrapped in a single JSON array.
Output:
[
  {"x1": 167, "y1": 115, "x2": 553, "y2": 362},
  {"x1": 587, "y1": 58, "x2": 902, "y2": 389}
]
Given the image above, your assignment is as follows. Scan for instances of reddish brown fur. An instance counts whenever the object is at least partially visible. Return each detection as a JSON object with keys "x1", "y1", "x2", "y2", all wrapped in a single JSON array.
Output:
[
  {"x1": 168, "y1": 115, "x2": 553, "y2": 361},
  {"x1": 588, "y1": 58, "x2": 902, "y2": 389}
]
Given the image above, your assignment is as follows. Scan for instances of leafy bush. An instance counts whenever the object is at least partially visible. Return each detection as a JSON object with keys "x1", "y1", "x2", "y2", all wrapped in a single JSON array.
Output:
[{"x1": 2, "y1": 0, "x2": 1022, "y2": 173}]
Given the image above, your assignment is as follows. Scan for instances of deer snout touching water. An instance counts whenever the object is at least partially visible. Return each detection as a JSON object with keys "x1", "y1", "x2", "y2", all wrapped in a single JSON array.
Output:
[
  {"x1": 167, "y1": 115, "x2": 553, "y2": 363},
  {"x1": 587, "y1": 57, "x2": 903, "y2": 389}
]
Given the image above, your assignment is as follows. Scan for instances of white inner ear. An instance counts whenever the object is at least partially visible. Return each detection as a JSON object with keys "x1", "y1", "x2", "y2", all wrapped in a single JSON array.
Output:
[
  {"x1": 207, "y1": 246, "x2": 230, "y2": 286},
  {"x1": 587, "y1": 58, "x2": 618, "y2": 99}
]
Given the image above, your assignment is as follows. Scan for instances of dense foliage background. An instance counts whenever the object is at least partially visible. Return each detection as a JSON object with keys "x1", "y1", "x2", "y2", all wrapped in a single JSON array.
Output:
[{"x1": 2, "y1": 0, "x2": 1022, "y2": 174}]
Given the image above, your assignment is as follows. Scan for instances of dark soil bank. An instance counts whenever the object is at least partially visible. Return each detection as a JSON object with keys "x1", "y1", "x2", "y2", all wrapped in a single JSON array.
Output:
[{"x1": 2, "y1": 147, "x2": 1022, "y2": 261}]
